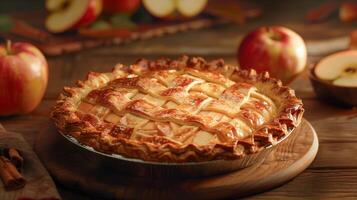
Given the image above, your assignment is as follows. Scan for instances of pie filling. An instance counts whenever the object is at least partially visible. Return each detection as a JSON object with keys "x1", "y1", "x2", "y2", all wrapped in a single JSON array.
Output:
[{"x1": 51, "y1": 56, "x2": 304, "y2": 162}]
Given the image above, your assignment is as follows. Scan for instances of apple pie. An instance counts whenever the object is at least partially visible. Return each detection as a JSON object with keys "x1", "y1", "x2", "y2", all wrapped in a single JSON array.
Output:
[{"x1": 51, "y1": 56, "x2": 304, "y2": 162}]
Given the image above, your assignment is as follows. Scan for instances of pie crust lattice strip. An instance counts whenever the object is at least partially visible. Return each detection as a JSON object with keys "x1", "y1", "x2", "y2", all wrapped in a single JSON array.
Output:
[{"x1": 51, "y1": 56, "x2": 304, "y2": 162}]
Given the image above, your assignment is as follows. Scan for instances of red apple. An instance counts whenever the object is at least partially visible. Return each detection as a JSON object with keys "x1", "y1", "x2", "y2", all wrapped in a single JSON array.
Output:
[
  {"x1": 340, "y1": 2, "x2": 357, "y2": 22},
  {"x1": 0, "y1": 41, "x2": 48, "y2": 116},
  {"x1": 102, "y1": 0, "x2": 141, "y2": 14},
  {"x1": 45, "y1": 0, "x2": 102, "y2": 33},
  {"x1": 238, "y1": 26, "x2": 307, "y2": 84}
]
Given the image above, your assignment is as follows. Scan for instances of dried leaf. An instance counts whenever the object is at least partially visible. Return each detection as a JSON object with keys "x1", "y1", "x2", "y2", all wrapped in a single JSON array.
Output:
[
  {"x1": 110, "y1": 13, "x2": 137, "y2": 29},
  {"x1": 205, "y1": 0, "x2": 245, "y2": 24},
  {"x1": 304, "y1": 2, "x2": 339, "y2": 23},
  {"x1": 90, "y1": 20, "x2": 112, "y2": 30}
]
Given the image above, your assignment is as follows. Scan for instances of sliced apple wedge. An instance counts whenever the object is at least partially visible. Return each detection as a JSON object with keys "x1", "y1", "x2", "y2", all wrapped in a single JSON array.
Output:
[
  {"x1": 315, "y1": 50, "x2": 357, "y2": 82},
  {"x1": 333, "y1": 75, "x2": 357, "y2": 87},
  {"x1": 45, "y1": 0, "x2": 102, "y2": 33},
  {"x1": 177, "y1": 0, "x2": 207, "y2": 17},
  {"x1": 143, "y1": 0, "x2": 176, "y2": 18},
  {"x1": 46, "y1": 0, "x2": 67, "y2": 11}
]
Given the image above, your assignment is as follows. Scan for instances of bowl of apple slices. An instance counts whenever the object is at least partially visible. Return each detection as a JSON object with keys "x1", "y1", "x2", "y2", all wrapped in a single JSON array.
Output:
[{"x1": 310, "y1": 50, "x2": 357, "y2": 107}]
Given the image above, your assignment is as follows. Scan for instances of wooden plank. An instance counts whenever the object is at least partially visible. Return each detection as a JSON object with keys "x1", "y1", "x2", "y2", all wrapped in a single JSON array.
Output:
[
  {"x1": 302, "y1": 99, "x2": 352, "y2": 121},
  {"x1": 251, "y1": 169, "x2": 357, "y2": 199},
  {"x1": 0, "y1": 116, "x2": 49, "y2": 145},
  {"x1": 53, "y1": 169, "x2": 357, "y2": 199},
  {"x1": 309, "y1": 116, "x2": 357, "y2": 142},
  {"x1": 311, "y1": 143, "x2": 357, "y2": 168}
]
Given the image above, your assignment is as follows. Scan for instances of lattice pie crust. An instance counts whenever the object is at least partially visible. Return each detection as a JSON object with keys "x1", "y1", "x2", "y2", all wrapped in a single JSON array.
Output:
[{"x1": 51, "y1": 56, "x2": 304, "y2": 162}]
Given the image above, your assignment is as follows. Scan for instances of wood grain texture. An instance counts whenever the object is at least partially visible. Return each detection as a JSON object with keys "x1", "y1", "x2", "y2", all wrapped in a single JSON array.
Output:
[
  {"x1": 34, "y1": 119, "x2": 317, "y2": 199},
  {"x1": 252, "y1": 169, "x2": 357, "y2": 199}
]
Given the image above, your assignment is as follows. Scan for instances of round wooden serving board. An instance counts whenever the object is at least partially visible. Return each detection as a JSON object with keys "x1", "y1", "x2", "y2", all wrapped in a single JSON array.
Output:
[{"x1": 35, "y1": 119, "x2": 318, "y2": 199}]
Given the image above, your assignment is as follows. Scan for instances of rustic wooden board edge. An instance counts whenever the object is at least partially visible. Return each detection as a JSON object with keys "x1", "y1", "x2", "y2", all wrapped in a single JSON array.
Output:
[{"x1": 241, "y1": 121, "x2": 319, "y2": 198}]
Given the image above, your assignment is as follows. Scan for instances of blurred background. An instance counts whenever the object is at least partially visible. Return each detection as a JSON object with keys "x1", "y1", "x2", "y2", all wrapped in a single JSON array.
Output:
[
  {"x1": 2, "y1": 0, "x2": 357, "y2": 199},
  {"x1": 1, "y1": 0, "x2": 356, "y2": 99},
  {"x1": 1, "y1": 0, "x2": 354, "y2": 57}
]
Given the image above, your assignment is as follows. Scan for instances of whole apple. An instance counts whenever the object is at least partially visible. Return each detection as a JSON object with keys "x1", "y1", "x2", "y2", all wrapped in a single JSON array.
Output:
[
  {"x1": 0, "y1": 41, "x2": 48, "y2": 116},
  {"x1": 238, "y1": 26, "x2": 307, "y2": 84},
  {"x1": 103, "y1": 0, "x2": 141, "y2": 14}
]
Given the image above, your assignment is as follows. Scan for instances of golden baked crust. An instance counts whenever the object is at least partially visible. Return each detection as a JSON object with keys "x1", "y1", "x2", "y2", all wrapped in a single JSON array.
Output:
[{"x1": 51, "y1": 56, "x2": 304, "y2": 162}]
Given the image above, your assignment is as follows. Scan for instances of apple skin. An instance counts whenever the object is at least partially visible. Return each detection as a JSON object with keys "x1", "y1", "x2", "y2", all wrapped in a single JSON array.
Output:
[
  {"x1": 102, "y1": 0, "x2": 141, "y2": 14},
  {"x1": 238, "y1": 26, "x2": 307, "y2": 84},
  {"x1": 72, "y1": 0, "x2": 102, "y2": 29},
  {"x1": 0, "y1": 42, "x2": 48, "y2": 116}
]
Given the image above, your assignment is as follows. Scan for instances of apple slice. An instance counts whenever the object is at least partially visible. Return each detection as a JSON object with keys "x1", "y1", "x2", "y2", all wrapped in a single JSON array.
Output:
[
  {"x1": 143, "y1": 0, "x2": 176, "y2": 18},
  {"x1": 333, "y1": 75, "x2": 357, "y2": 87},
  {"x1": 45, "y1": 0, "x2": 102, "y2": 33},
  {"x1": 46, "y1": 0, "x2": 66, "y2": 11},
  {"x1": 315, "y1": 50, "x2": 357, "y2": 81},
  {"x1": 177, "y1": 0, "x2": 207, "y2": 17}
]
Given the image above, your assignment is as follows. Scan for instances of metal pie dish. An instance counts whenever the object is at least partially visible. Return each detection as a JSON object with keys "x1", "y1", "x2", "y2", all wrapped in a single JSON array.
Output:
[
  {"x1": 59, "y1": 127, "x2": 294, "y2": 178},
  {"x1": 51, "y1": 57, "x2": 304, "y2": 178}
]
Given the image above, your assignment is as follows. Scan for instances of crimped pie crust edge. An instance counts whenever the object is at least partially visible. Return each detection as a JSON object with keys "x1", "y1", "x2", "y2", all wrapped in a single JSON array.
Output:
[{"x1": 51, "y1": 56, "x2": 304, "y2": 162}]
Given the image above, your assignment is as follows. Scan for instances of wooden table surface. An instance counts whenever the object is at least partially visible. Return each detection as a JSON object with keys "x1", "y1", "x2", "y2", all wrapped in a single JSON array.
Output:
[{"x1": 1, "y1": 0, "x2": 357, "y2": 199}]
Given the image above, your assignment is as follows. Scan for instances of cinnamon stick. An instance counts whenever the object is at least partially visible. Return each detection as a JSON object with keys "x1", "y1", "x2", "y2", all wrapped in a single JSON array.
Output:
[
  {"x1": 11, "y1": 19, "x2": 51, "y2": 43},
  {"x1": 0, "y1": 156, "x2": 25, "y2": 190},
  {"x1": 0, "y1": 147, "x2": 24, "y2": 169},
  {"x1": 8, "y1": 148, "x2": 24, "y2": 169}
]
